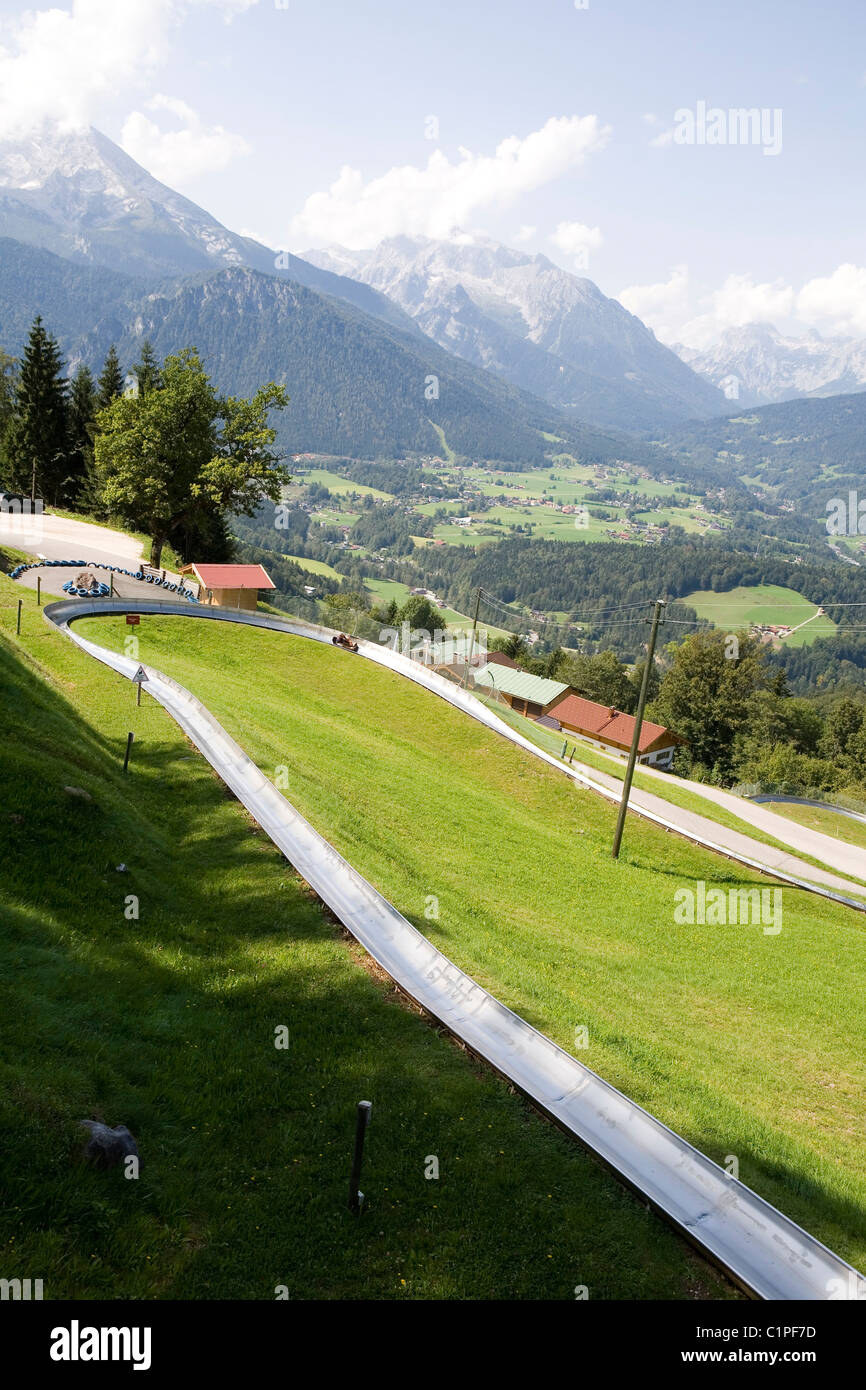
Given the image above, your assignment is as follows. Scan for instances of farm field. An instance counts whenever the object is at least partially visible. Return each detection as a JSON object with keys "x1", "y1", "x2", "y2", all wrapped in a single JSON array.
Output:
[
  {"x1": 0, "y1": 575, "x2": 733, "y2": 1301},
  {"x1": 423, "y1": 461, "x2": 711, "y2": 510},
  {"x1": 286, "y1": 555, "x2": 343, "y2": 580},
  {"x1": 416, "y1": 467, "x2": 725, "y2": 545},
  {"x1": 467, "y1": 465, "x2": 596, "y2": 500},
  {"x1": 633, "y1": 508, "x2": 714, "y2": 534},
  {"x1": 430, "y1": 509, "x2": 621, "y2": 545},
  {"x1": 685, "y1": 584, "x2": 839, "y2": 645},
  {"x1": 74, "y1": 612, "x2": 866, "y2": 1274},
  {"x1": 362, "y1": 578, "x2": 507, "y2": 635},
  {"x1": 310, "y1": 509, "x2": 361, "y2": 529},
  {"x1": 429, "y1": 521, "x2": 503, "y2": 546},
  {"x1": 299, "y1": 468, "x2": 394, "y2": 501},
  {"x1": 363, "y1": 576, "x2": 412, "y2": 608}
]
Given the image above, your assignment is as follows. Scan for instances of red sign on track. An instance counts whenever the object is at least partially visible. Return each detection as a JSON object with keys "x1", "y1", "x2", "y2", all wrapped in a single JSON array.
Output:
[{"x1": 125, "y1": 614, "x2": 140, "y2": 626}]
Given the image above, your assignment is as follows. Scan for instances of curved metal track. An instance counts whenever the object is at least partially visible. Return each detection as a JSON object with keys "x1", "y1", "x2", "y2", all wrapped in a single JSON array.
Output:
[{"x1": 43, "y1": 596, "x2": 866, "y2": 1301}]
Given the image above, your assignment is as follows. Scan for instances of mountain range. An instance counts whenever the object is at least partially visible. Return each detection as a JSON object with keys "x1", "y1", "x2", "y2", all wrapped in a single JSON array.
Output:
[
  {"x1": 305, "y1": 236, "x2": 725, "y2": 431},
  {"x1": 0, "y1": 122, "x2": 729, "y2": 459},
  {"x1": 659, "y1": 390, "x2": 866, "y2": 520},
  {"x1": 1, "y1": 235, "x2": 591, "y2": 464},
  {"x1": 677, "y1": 322, "x2": 866, "y2": 408}
]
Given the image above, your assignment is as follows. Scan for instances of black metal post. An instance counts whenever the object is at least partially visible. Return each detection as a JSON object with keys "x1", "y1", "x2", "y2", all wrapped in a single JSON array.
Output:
[
  {"x1": 348, "y1": 1100, "x2": 372, "y2": 1213},
  {"x1": 612, "y1": 598, "x2": 666, "y2": 859},
  {"x1": 16, "y1": 599, "x2": 22, "y2": 635},
  {"x1": 36, "y1": 575, "x2": 41, "y2": 607},
  {"x1": 122, "y1": 731, "x2": 134, "y2": 773}
]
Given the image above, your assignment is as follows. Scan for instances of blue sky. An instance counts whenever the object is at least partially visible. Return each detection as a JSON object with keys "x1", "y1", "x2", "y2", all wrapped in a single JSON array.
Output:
[{"x1": 1, "y1": 0, "x2": 864, "y2": 345}]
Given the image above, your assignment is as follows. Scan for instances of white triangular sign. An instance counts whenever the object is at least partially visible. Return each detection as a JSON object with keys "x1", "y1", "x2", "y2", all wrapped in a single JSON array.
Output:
[{"x1": 132, "y1": 665, "x2": 148, "y2": 684}]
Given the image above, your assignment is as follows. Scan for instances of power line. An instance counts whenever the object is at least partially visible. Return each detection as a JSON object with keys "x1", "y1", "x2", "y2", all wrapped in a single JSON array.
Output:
[
  {"x1": 479, "y1": 587, "x2": 650, "y2": 617},
  {"x1": 476, "y1": 587, "x2": 666, "y2": 628},
  {"x1": 478, "y1": 587, "x2": 866, "y2": 624}
]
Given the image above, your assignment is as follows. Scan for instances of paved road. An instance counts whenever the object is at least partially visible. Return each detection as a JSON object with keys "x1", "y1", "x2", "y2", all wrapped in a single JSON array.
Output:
[
  {"x1": 754, "y1": 794, "x2": 866, "y2": 825},
  {"x1": 0, "y1": 509, "x2": 144, "y2": 569},
  {"x1": 635, "y1": 762, "x2": 866, "y2": 885},
  {"x1": 1, "y1": 510, "x2": 186, "y2": 601},
  {"x1": 565, "y1": 746, "x2": 866, "y2": 892}
]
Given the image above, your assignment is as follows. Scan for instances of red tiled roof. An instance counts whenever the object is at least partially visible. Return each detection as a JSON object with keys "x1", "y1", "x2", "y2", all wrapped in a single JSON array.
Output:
[
  {"x1": 188, "y1": 563, "x2": 275, "y2": 590},
  {"x1": 547, "y1": 692, "x2": 683, "y2": 753},
  {"x1": 487, "y1": 650, "x2": 520, "y2": 669}
]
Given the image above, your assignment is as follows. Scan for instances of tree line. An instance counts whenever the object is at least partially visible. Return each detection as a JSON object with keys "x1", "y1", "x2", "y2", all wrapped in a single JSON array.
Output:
[
  {"x1": 492, "y1": 629, "x2": 866, "y2": 802},
  {"x1": 0, "y1": 317, "x2": 136, "y2": 507},
  {"x1": 0, "y1": 317, "x2": 290, "y2": 568},
  {"x1": 419, "y1": 536, "x2": 866, "y2": 660}
]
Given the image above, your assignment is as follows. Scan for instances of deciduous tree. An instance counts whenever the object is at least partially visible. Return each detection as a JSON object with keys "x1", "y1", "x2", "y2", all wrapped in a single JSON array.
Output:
[{"x1": 94, "y1": 348, "x2": 289, "y2": 568}]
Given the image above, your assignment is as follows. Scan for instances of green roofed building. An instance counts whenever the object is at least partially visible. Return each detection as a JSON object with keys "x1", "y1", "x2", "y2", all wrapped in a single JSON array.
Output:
[{"x1": 473, "y1": 664, "x2": 570, "y2": 719}]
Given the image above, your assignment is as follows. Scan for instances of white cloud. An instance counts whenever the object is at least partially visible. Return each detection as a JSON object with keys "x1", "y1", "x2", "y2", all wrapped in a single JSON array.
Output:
[
  {"x1": 0, "y1": 0, "x2": 258, "y2": 141},
  {"x1": 189, "y1": 0, "x2": 258, "y2": 14},
  {"x1": 550, "y1": 219, "x2": 602, "y2": 268},
  {"x1": 619, "y1": 267, "x2": 798, "y2": 348},
  {"x1": 121, "y1": 94, "x2": 249, "y2": 184},
  {"x1": 619, "y1": 264, "x2": 691, "y2": 339},
  {"x1": 797, "y1": 264, "x2": 866, "y2": 337},
  {"x1": 514, "y1": 224, "x2": 536, "y2": 242},
  {"x1": 641, "y1": 108, "x2": 676, "y2": 146},
  {"x1": 643, "y1": 112, "x2": 675, "y2": 146},
  {"x1": 700, "y1": 272, "x2": 794, "y2": 338},
  {"x1": 287, "y1": 115, "x2": 611, "y2": 249}
]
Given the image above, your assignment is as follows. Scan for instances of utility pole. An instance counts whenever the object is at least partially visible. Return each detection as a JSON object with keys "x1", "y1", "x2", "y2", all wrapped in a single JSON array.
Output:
[
  {"x1": 462, "y1": 587, "x2": 482, "y2": 686},
  {"x1": 466, "y1": 587, "x2": 481, "y2": 661},
  {"x1": 612, "y1": 598, "x2": 666, "y2": 860}
]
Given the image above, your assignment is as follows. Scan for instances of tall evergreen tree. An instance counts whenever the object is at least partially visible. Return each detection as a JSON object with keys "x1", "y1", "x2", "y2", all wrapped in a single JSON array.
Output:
[
  {"x1": 96, "y1": 345, "x2": 124, "y2": 409},
  {"x1": 0, "y1": 349, "x2": 17, "y2": 432},
  {"x1": 67, "y1": 364, "x2": 97, "y2": 501},
  {"x1": 3, "y1": 317, "x2": 69, "y2": 503},
  {"x1": 134, "y1": 340, "x2": 161, "y2": 396},
  {"x1": 0, "y1": 350, "x2": 18, "y2": 485}
]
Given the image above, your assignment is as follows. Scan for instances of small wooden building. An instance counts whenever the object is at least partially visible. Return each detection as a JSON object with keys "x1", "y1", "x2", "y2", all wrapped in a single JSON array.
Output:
[
  {"x1": 472, "y1": 664, "x2": 570, "y2": 719},
  {"x1": 546, "y1": 692, "x2": 685, "y2": 768},
  {"x1": 181, "y1": 562, "x2": 275, "y2": 612}
]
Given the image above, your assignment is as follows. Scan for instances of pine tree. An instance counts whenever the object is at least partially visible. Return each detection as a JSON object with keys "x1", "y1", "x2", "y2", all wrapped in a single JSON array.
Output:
[
  {"x1": 96, "y1": 346, "x2": 124, "y2": 409},
  {"x1": 0, "y1": 349, "x2": 18, "y2": 486},
  {"x1": 134, "y1": 340, "x2": 161, "y2": 396},
  {"x1": 4, "y1": 317, "x2": 69, "y2": 503},
  {"x1": 0, "y1": 349, "x2": 17, "y2": 434},
  {"x1": 67, "y1": 364, "x2": 97, "y2": 502}
]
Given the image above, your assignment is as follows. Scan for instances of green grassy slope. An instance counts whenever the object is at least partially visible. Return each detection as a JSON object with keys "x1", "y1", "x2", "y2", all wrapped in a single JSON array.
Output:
[
  {"x1": 0, "y1": 577, "x2": 731, "y2": 1300},
  {"x1": 684, "y1": 584, "x2": 838, "y2": 647},
  {"x1": 73, "y1": 612, "x2": 866, "y2": 1273},
  {"x1": 470, "y1": 694, "x2": 866, "y2": 892}
]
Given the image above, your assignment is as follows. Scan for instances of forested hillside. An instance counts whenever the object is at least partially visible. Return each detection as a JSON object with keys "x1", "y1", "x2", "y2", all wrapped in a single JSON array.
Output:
[
  {"x1": 658, "y1": 392, "x2": 866, "y2": 517},
  {"x1": 424, "y1": 537, "x2": 866, "y2": 658}
]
